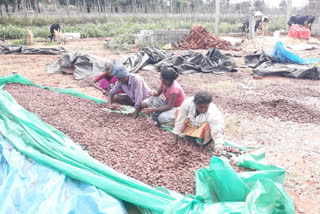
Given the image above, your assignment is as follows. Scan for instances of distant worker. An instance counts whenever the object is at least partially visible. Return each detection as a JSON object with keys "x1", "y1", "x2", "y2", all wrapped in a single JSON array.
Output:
[
  {"x1": 48, "y1": 23, "x2": 61, "y2": 42},
  {"x1": 108, "y1": 65, "x2": 150, "y2": 119},
  {"x1": 172, "y1": 90, "x2": 225, "y2": 155},
  {"x1": 142, "y1": 67, "x2": 185, "y2": 126},
  {"x1": 37, "y1": 2, "x2": 42, "y2": 13},
  {"x1": 254, "y1": 12, "x2": 269, "y2": 36},
  {"x1": 91, "y1": 62, "x2": 123, "y2": 94},
  {"x1": 241, "y1": 14, "x2": 268, "y2": 36}
]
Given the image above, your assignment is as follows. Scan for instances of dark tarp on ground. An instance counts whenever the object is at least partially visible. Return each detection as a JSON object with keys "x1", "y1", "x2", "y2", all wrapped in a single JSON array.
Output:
[
  {"x1": 46, "y1": 46, "x2": 173, "y2": 80},
  {"x1": 46, "y1": 46, "x2": 237, "y2": 80},
  {"x1": 252, "y1": 61, "x2": 319, "y2": 80},
  {"x1": 244, "y1": 49, "x2": 278, "y2": 68},
  {"x1": 244, "y1": 47, "x2": 319, "y2": 80},
  {"x1": 46, "y1": 52, "x2": 108, "y2": 80},
  {"x1": 155, "y1": 48, "x2": 237, "y2": 74},
  {"x1": 121, "y1": 46, "x2": 174, "y2": 73},
  {"x1": 0, "y1": 45, "x2": 66, "y2": 55}
]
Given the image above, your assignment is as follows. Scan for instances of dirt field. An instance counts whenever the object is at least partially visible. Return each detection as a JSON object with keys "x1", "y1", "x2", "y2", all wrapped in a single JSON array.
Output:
[{"x1": 1, "y1": 36, "x2": 320, "y2": 213}]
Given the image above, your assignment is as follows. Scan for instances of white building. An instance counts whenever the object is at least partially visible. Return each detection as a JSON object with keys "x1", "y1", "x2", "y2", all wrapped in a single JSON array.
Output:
[{"x1": 308, "y1": 0, "x2": 320, "y2": 35}]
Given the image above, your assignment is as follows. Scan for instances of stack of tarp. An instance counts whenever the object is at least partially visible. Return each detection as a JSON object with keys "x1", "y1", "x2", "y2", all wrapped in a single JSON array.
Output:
[
  {"x1": 46, "y1": 46, "x2": 237, "y2": 79},
  {"x1": 120, "y1": 46, "x2": 174, "y2": 73},
  {"x1": 46, "y1": 46, "x2": 173, "y2": 80},
  {"x1": 155, "y1": 48, "x2": 237, "y2": 74},
  {"x1": 0, "y1": 74, "x2": 295, "y2": 213},
  {"x1": 245, "y1": 41, "x2": 319, "y2": 80},
  {"x1": 0, "y1": 45, "x2": 66, "y2": 55},
  {"x1": 46, "y1": 51, "x2": 108, "y2": 80}
]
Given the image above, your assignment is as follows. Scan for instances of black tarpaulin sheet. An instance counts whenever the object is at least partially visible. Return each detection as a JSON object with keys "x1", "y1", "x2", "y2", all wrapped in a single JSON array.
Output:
[
  {"x1": 244, "y1": 49, "x2": 278, "y2": 68},
  {"x1": 155, "y1": 48, "x2": 237, "y2": 74},
  {"x1": 0, "y1": 45, "x2": 66, "y2": 55},
  {"x1": 252, "y1": 61, "x2": 319, "y2": 80},
  {"x1": 46, "y1": 47, "x2": 236, "y2": 80},
  {"x1": 46, "y1": 46, "x2": 173, "y2": 80},
  {"x1": 121, "y1": 46, "x2": 173, "y2": 73},
  {"x1": 245, "y1": 49, "x2": 319, "y2": 80},
  {"x1": 46, "y1": 52, "x2": 108, "y2": 80}
]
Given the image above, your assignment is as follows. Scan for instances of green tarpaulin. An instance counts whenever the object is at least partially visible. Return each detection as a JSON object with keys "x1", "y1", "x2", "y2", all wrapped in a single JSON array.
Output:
[{"x1": 0, "y1": 74, "x2": 295, "y2": 213}]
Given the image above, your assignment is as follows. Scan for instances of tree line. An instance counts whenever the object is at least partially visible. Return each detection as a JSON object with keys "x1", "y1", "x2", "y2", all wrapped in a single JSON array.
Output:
[{"x1": 0, "y1": 0, "x2": 290, "y2": 15}]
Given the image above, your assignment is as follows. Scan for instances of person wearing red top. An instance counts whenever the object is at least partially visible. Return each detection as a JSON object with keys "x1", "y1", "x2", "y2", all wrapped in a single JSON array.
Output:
[
  {"x1": 91, "y1": 63, "x2": 123, "y2": 94},
  {"x1": 143, "y1": 67, "x2": 185, "y2": 125}
]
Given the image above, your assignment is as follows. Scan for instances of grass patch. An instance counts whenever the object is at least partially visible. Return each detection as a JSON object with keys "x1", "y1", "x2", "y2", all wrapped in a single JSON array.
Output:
[
  {"x1": 0, "y1": 15, "x2": 287, "y2": 40},
  {"x1": 104, "y1": 34, "x2": 136, "y2": 51},
  {"x1": 44, "y1": 41, "x2": 57, "y2": 46},
  {"x1": 11, "y1": 38, "x2": 27, "y2": 45}
]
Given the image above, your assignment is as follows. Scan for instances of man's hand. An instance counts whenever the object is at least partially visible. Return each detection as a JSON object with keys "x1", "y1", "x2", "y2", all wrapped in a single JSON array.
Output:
[
  {"x1": 213, "y1": 146, "x2": 223, "y2": 156},
  {"x1": 143, "y1": 108, "x2": 155, "y2": 115},
  {"x1": 174, "y1": 134, "x2": 179, "y2": 144},
  {"x1": 225, "y1": 146, "x2": 242, "y2": 154},
  {"x1": 90, "y1": 79, "x2": 97, "y2": 86},
  {"x1": 108, "y1": 94, "x2": 113, "y2": 108},
  {"x1": 148, "y1": 90, "x2": 157, "y2": 97},
  {"x1": 132, "y1": 109, "x2": 140, "y2": 119},
  {"x1": 109, "y1": 104, "x2": 121, "y2": 110}
]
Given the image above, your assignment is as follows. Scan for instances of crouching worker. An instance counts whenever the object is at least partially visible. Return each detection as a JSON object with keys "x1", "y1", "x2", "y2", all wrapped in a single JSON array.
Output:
[
  {"x1": 142, "y1": 68, "x2": 185, "y2": 126},
  {"x1": 108, "y1": 65, "x2": 150, "y2": 119},
  {"x1": 172, "y1": 90, "x2": 225, "y2": 155},
  {"x1": 91, "y1": 63, "x2": 119, "y2": 94}
]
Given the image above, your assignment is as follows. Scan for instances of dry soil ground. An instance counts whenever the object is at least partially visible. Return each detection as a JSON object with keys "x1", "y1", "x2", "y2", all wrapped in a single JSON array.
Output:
[{"x1": 1, "y1": 36, "x2": 320, "y2": 213}]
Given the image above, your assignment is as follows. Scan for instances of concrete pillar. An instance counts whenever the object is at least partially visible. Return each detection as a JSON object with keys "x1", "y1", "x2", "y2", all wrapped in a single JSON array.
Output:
[
  {"x1": 286, "y1": 0, "x2": 292, "y2": 31},
  {"x1": 249, "y1": 15, "x2": 255, "y2": 40},
  {"x1": 215, "y1": 0, "x2": 220, "y2": 35},
  {"x1": 248, "y1": 2, "x2": 255, "y2": 40}
]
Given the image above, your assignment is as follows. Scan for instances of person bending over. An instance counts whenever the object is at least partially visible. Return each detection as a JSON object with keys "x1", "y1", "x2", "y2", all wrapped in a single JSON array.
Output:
[
  {"x1": 173, "y1": 90, "x2": 225, "y2": 154},
  {"x1": 142, "y1": 68, "x2": 185, "y2": 126},
  {"x1": 108, "y1": 65, "x2": 150, "y2": 119},
  {"x1": 91, "y1": 63, "x2": 123, "y2": 94}
]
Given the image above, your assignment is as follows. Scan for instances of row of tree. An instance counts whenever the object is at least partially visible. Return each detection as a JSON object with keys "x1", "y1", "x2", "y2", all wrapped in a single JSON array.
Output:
[{"x1": 0, "y1": 0, "x2": 289, "y2": 15}]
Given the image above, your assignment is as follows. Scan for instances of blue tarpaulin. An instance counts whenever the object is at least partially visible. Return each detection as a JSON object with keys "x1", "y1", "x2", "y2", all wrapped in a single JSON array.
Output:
[
  {"x1": 245, "y1": 41, "x2": 319, "y2": 79},
  {"x1": 0, "y1": 135, "x2": 127, "y2": 214},
  {"x1": 271, "y1": 41, "x2": 319, "y2": 64}
]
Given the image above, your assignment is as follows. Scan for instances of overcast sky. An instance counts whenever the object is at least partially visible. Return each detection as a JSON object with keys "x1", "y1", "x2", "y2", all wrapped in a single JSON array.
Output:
[{"x1": 230, "y1": 0, "x2": 309, "y2": 8}]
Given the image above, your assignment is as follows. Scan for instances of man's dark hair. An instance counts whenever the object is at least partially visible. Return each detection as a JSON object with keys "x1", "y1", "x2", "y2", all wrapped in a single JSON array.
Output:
[
  {"x1": 160, "y1": 67, "x2": 179, "y2": 82},
  {"x1": 194, "y1": 90, "x2": 212, "y2": 105}
]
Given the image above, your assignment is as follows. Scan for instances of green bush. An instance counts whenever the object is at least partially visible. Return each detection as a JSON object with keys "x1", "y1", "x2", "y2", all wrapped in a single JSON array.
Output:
[
  {"x1": 0, "y1": 25, "x2": 27, "y2": 39},
  {"x1": 0, "y1": 15, "x2": 286, "y2": 40},
  {"x1": 11, "y1": 38, "x2": 27, "y2": 45},
  {"x1": 31, "y1": 26, "x2": 51, "y2": 38},
  {"x1": 104, "y1": 33, "x2": 136, "y2": 51},
  {"x1": 268, "y1": 16, "x2": 286, "y2": 32},
  {"x1": 219, "y1": 22, "x2": 242, "y2": 33}
]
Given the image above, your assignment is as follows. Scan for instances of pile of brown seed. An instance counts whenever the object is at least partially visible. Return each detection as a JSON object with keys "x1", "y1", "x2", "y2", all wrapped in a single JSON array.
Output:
[{"x1": 5, "y1": 83, "x2": 244, "y2": 194}]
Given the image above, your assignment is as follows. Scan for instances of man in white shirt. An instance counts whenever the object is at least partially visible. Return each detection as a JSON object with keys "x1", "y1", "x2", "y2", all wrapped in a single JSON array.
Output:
[
  {"x1": 254, "y1": 12, "x2": 269, "y2": 36},
  {"x1": 172, "y1": 90, "x2": 225, "y2": 155},
  {"x1": 260, "y1": 16, "x2": 269, "y2": 36}
]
